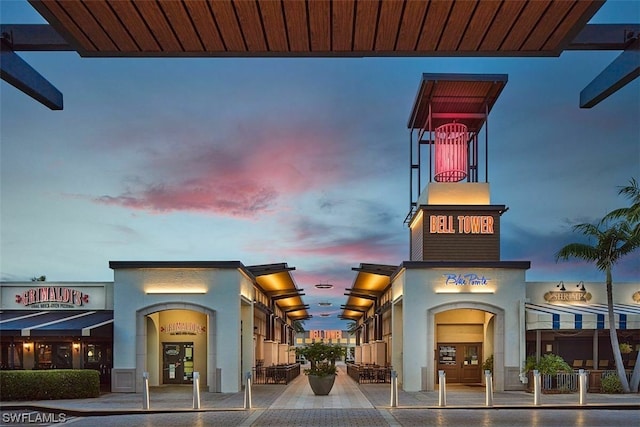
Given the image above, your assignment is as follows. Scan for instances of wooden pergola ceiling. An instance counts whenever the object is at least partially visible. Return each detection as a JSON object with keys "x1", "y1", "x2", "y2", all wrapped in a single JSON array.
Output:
[{"x1": 29, "y1": 0, "x2": 604, "y2": 58}]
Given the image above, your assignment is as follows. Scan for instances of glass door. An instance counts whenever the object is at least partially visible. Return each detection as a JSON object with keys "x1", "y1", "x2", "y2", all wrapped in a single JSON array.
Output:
[
  {"x1": 437, "y1": 343, "x2": 482, "y2": 384},
  {"x1": 162, "y1": 342, "x2": 194, "y2": 384}
]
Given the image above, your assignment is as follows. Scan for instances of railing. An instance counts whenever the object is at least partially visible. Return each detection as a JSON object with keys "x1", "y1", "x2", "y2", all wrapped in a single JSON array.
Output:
[
  {"x1": 346, "y1": 363, "x2": 391, "y2": 384},
  {"x1": 528, "y1": 369, "x2": 634, "y2": 393},
  {"x1": 252, "y1": 363, "x2": 300, "y2": 385},
  {"x1": 542, "y1": 372, "x2": 579, "y2": 392}
]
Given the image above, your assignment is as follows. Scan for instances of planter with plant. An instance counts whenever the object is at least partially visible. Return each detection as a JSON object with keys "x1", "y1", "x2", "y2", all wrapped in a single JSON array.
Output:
[
  {"x1": 295, "y1": 342, "x2": 346, "y2": 395},
  {"x1": 523, "y1": 354, "x2": 573, "y2": 393}
]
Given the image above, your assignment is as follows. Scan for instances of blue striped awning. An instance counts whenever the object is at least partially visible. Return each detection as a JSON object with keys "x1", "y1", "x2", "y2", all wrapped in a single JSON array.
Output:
[
  {"x1": 0, "y1": 310, "x2": 113, "y2": 337},
  {"x1": 525, "y1": 303, "x2": 640, "y2": 330}
]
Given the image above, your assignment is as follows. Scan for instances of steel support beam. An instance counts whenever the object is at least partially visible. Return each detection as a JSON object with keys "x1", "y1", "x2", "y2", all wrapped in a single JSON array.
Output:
[
  {"x1": 0, "y1": 38, "x2": 63, "y2": 110},
  {"x1": 0, "y1": 24, "x2": 72, "y2": 51},
  {"x1": 580, "y1": 38, "x2": 640, "y2": 108},
  {"x1": 568, "y1": 24, "x2": 640, "y2": 51}
]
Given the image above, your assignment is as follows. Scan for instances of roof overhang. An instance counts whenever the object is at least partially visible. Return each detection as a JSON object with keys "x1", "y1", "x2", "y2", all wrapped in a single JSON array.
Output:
[
  {"x1": 26, "y1": 0, "x2": 605, "y2": 58},
  {"x1": 341, "y1": 263, "x2": 396, "y2": 321},
  {"x1": 247, "y1": 263, "x2": 309, "y2": 320}
]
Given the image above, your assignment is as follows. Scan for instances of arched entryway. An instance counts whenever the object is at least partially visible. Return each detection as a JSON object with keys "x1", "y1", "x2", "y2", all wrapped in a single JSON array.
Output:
[
  {"x1": 428, "y1": 302, "x2": 504, "y2": 391},
  {"x1": 136, "y1": 303, "x2": 216, "y2": 392}
]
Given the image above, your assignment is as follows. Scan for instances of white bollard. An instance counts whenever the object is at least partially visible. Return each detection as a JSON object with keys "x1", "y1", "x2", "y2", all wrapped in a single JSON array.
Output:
[
  {"x1": 533, "y1": 370, "x2": 541, "y2": 406},
  {"x1": 390, "y1": 370, "x2": 398, "y2": 407},
  {"x1": 193, "y1": 372, "x2": 201, "y2": 409},
  {"x1": 142, "y1": 372, "x2": 150, "y2": 410},
  {"x1": 244, "y1": 371, "x2": 252, "y2": 410},
  {"x1": 485, "y1": 370, "x2": 493, "y2": 407},
  {"x1": 438, "y1": 370, "x2": 446, "y2": 407},
  {"x1": 578, "y1": 369, "x2": 587, "y2": 405}
]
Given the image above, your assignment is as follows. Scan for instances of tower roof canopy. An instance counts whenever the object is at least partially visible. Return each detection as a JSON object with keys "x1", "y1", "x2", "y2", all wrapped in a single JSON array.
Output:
[{"x1": 407, "y1": 73, "x2": 509, "y2": 133}]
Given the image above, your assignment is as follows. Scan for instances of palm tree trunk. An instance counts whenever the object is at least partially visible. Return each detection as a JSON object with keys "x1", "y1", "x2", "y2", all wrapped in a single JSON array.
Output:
[
  {"x1": 606, "y1": 268, "x2": 631, "y2": 392},
  {"x1": 630, "y1": 350, "x2": 640, "y2": 392}
]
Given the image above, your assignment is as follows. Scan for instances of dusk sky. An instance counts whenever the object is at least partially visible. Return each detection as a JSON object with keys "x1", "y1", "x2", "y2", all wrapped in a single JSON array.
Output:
[{"x1": 1, "y1": 0, "x2": 638, "y2": 330}]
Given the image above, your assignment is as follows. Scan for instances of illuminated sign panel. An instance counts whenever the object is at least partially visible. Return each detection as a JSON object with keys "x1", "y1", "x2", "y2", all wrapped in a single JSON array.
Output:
[
  {"x1": 2, "y1": 285, "x2": 108, "y2": 310},
  {"x1": 15, "y1": 287, "x2": 89, "y2": 308},
  {"x1": 429, "y1": 215, "x2": 494, "y2": 234},
  {"x1": 435, "y1": 273, "x2": 494, "y2": 294},
  {"x1": 419, "y1": 206, "x2": 503, "y2": 262}
]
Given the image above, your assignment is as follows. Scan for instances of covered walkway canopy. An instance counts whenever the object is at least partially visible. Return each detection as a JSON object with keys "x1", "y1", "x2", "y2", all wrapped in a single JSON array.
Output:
[{"x1": 2, "y1": 1, "x2": 636, "y2": 110}]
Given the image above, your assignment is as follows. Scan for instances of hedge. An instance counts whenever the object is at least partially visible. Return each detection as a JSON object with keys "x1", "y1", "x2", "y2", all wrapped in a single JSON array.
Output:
[{"x1": 0, "y1": 370, "x2": 100, "y2": 401}]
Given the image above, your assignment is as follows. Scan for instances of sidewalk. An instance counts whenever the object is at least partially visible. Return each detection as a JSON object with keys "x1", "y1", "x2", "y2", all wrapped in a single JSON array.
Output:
[{"x1": 1, "y1": 365, "x2": 638, "y2": 417}]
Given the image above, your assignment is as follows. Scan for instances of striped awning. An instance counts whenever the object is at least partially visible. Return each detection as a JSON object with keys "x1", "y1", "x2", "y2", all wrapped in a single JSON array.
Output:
[
  {"x1": 525, "y1": 303, "x2": 640, "y2": 331},
  {"x1": 0, "y1": 310, "x2": 113, "y2": 337}
]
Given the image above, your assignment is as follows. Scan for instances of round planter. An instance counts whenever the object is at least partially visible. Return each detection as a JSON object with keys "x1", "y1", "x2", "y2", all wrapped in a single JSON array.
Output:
[{"x1": 308, "y1": 374, "x2": 336, "y2": 395}]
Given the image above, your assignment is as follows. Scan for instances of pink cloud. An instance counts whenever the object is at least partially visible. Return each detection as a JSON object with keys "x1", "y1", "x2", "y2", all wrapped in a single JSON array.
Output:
[{"x1": 93, "y1": 121, "x2": 356, "y2": 217}]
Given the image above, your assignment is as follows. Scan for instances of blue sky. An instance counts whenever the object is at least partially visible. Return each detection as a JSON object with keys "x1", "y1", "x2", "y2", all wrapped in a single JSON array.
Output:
[{"x1": 1, "y1": 0, "x2": 639, "y2": 330}]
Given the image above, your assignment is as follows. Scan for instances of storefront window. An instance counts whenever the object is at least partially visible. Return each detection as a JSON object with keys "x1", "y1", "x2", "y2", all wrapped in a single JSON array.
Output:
[
  {"x1": 0, "y1": 343, "x2": 22, "y2": 369},
  {"x1": 36, "y1": 343, "x2": 72, "y2": 369}
]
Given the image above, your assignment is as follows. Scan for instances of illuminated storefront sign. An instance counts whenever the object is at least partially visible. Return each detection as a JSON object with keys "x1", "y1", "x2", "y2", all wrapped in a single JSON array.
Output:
[
  {"x1": 444, "y1": 273, "x2": 490, "y2": 286},
  {"x1": 429, "y1": 215, "x2": 494, "y2": 234},
  {"x1": 544, "y1": 291, "x2": 592, "y2": 302},
  {"x1": 160, "y1": 322, "x2": 206, "y2": 335},
  {"x1": 435, "y1": 273, "x2": 494, "y2": 294},
  {"x1": 15, "y1": 287, "x2": 89, "y2": 308}
]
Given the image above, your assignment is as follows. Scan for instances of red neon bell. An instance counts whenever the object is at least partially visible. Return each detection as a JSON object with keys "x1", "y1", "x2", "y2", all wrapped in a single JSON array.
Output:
[{"x1": 434, "y1": 122, "x2": 468, "y2": 182}]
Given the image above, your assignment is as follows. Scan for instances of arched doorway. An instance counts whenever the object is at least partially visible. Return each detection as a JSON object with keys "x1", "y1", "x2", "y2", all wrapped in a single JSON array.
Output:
[
  {"x1": 136, "y1": 303, "x2": 216, "y2": 392},
  {"x1": 428, "y1": 302, "x2": 504, "y2": 391}
]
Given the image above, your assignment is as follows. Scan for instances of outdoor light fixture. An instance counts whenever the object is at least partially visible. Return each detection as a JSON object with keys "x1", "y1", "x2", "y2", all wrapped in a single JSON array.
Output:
[
  {"x1": 145, "y1": 288, "x2": 207, "y2": 294},
  {"x1": 557, "y1": 281, "x2": 566, "y2": 291},
  {"x1": 73, "y1": 343, "x2": 80, "y2": 352},
  {"x1": 318, "y1": 302, "x2": 332, "y2": 306},
  {"x1": 434, "y1": 122, "x2": 468, "y2": 182},
  {"x1": 315, "y1": 283, "x2": 333, "y2": 289},
  {"x1": 24, "y1": 343, "x2": 31, "y2": 352},
  {"x1": 577, "y1": 281, "x2": 586, "y2": 291},
  {"x1": 320, "y1": 313, "x2": 330, "y2": 317}
]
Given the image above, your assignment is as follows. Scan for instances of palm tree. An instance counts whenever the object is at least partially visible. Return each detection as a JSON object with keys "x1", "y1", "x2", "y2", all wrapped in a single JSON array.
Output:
[
  {"x1": 292, "y1": 320, "x2": 306, "y2": 333},
  {"x1": 556, "y1": 220, "x2": 640, "y2": 393},
  {"x1": 346, "y1": 321, "x2": 358, "y2": 334},
  {"x1": 604, "y1": 178, "x2": 640, "y2": 227},
  {"x1": 603, "y1": 178, "x2": 640, "y2": 391}
]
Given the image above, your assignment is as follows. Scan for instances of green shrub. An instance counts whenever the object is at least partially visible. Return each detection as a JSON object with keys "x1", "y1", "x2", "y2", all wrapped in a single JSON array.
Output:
[
  {"x1": 0, "y1": 370, "x2": 100, "y2": 401},
  {"x1": 482, "y1": 355, "x2": 494, "y2": 373},
  {"x1": 601, "y1": 373, "x2": 623, "y2": 394},
  {"x1": 523, "y1": 354, "x2": 572, "y2": 375}
]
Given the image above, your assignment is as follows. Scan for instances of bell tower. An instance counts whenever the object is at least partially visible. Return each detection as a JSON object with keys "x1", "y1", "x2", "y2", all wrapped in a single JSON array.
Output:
[{"x1": 405, "y1": 73, "x2": 509, "y2": 262}]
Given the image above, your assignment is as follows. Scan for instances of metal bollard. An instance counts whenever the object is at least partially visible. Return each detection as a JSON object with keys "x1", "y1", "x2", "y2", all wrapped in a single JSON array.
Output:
[
  {"x1": 142, "y1": 372, "x2": 150, "y2": 410},
  {"x1": 578, "y1": 369, "x2": 587, "y2": 405},
  {"x1": 244, "y1": 371, "x2": 252, "y2": 410},
  {"x1": 390, "y1": 370, "x2": 398, "y2": 407},
  {"x1": 438, "y1": 370, "x2": 447, "y2": 407},
  {"x1": 533, "y1": 370, "x2": 541, "y2": 406},
  {"x1": 193, "y1": 372, "x2": 201, "y2": 409},
  {"x1": 485, "y1": 370, "x2": 493, "y2": 407}
]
